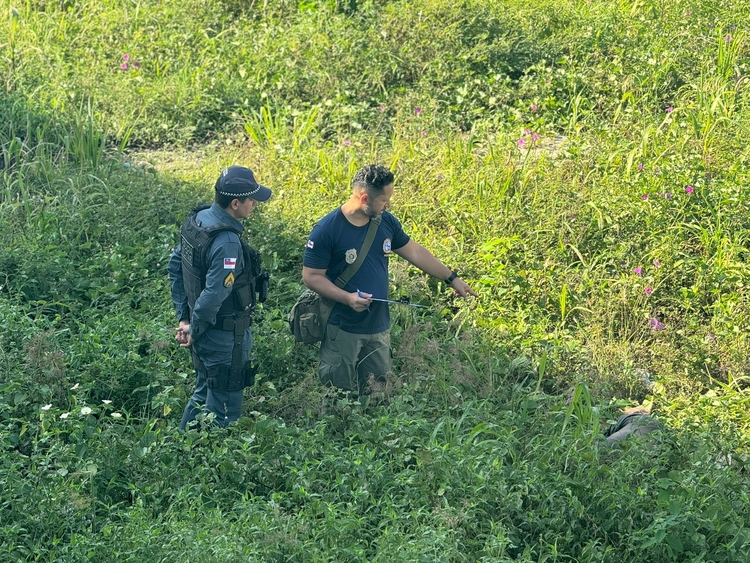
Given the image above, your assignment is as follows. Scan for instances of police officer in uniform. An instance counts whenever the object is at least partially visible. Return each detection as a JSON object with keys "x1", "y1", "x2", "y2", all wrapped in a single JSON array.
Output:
[{"x1": 167, "y1": 166, "x2": 271, "y2": 430}]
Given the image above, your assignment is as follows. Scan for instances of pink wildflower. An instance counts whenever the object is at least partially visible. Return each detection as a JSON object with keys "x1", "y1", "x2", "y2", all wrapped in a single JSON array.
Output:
[
  {"x1": 642, "y1": 194, "x2": 649, "y2": 201},
  {"x1": 653, "y1": 260, "x2": 661, "y2": 267},
  {"x1": 685, "y1": 186, "x2": 694, "y2": 194},
  {"x1": 649, "y1": 317, "x2": 665, "y2": 330},
  {"x1": 414, "y1": 107, "x2": 422, "y2": 115},
  {"x1": 645, "y1": 287, "x2": 653, "y2": 295},
  {"x1": 634, "y1": 267, "x2": 643, "y2": 275}
]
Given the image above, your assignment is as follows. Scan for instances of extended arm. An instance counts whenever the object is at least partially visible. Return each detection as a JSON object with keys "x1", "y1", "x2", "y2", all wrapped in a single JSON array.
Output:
[{"x1": 393, "y1": 240, "x2": 477, "y2": 298}]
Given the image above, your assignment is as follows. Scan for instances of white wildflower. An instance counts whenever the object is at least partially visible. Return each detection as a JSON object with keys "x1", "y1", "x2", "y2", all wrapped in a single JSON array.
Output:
[
  {"x1": 80, "y1": 407, "x2": 92, "y2": 415},
  {"x1": 102, "y1": 399, "x2": 112, "y2": 405},
  {"x1": 111, "y1": 412, "x2": 122, "y2": 418},
  {"x1": 42, "y1": 404, "x2": 52, "y2": 411},
  {"x1": 70, "y1": 383, "x2": 80, "y2": 390},
  {"x1": 60, "y1": 412, "x2": 70, "y2": 419}
]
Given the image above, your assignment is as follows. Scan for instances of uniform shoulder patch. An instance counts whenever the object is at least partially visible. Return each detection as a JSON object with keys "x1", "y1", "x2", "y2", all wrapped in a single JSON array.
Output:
[{"x1": 223, "y1": 272, "x2": 235, "y2": 287}]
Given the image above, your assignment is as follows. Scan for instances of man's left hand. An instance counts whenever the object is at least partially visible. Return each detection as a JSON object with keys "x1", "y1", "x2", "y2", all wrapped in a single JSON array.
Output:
[
  {"x1": 175, "y1": 320, "x2": 194, "y2": 348},
  {"x1": 450, "y1": 277, "x2": 478, "y2": 299}
]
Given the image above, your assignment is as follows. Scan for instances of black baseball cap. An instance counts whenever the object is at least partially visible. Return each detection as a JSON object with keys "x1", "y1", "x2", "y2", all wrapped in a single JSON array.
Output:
[{"x1": 214, "y1": 166, "x2": 272, "y2": 202}]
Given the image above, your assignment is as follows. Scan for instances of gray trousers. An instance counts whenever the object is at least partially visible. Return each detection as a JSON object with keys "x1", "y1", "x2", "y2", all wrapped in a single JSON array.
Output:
[
  {"x1": 319, "y1": 324, "x2": 391, "y2": 395},
  {"x1": 179, "y1": 327, "x2": 251, "y2": 430}
]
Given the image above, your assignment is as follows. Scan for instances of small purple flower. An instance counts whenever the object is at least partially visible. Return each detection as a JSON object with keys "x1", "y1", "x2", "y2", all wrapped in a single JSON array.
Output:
[
  {"x1": 133, "y1": 61, "x2": 141, "y2": 69},
  {"x1": 414, "y1": 107, "x2": 422, "y2": 116},
  {"x1": 436, "y1": 173, "x2": 444, "y2": 181},
  {"x1": 420, "y1": 130, "x2": 427, "y2": 137},
  {"x1": 523, "y1": 128, "x2": 531, "y2": 135},
  {"x1": 653, "y1": 168, "x2": 661, "y2": 175},
  {"x1": 531, "y1": 104, "x2": 538, "y2": 112},
  {"x1": 666, "y1": 107, "x2": 674, "y2": 113},
  {"x1": 649, "y1": 317, "x2": 665, "y2": 330},
  {"x1": 685, "y1": 185, "x2": 694, "y2": 194},
  {"x1": 518, "y1": 137, "x2": 526, "y2": 147},
  {"x1": 563, "y1": 238, "x2": 570, "y2": 244},
  {"x1": 634, "y1": 267, "x2": 643, "y2": 275},
  {"x1": 686, "y1": 9, "x2": 692, "y2": 15},
  {"x1": 725, "y1": 34, "x2": 733, "y2": 42},
  {"x1": 707, "y1": 332, "x2": 716, "y2": 341},
  {"x1": 637, "y1": 163, "x2": 644, "y2": 171},
  {"x1": 645, "y1": 287, "x2": 653, "y2": 295},
  {"x1": 123, "y1": 54, "x2": 130, "y2": 62},
  {"x1": 566, "y1": 395, "x2": 572, "y2": 405},
  {"x1": 121, "y1": 63, "x2": 128, "y2": 70},
  {"x1": 665, "y1": 192, "x2": 672, "y2": 199},
  {"x1": 531, "y1": 133, "x2": 541, "y2": 144},
  {"x1": 642, "y1": 194, "x2": 649, "y2": 201},
  {"x1": 653, "y1": 260, "x2": 661, "y2": 267},
  {"x1": 379, "y1": 105, "x2": 385, "y2": 112},
  {"x1": 705, "y1": 172, "x2": 712, "y2": 179},
  {"x1": 342, "y1": 139, "x2": 351, "y2": 147}
]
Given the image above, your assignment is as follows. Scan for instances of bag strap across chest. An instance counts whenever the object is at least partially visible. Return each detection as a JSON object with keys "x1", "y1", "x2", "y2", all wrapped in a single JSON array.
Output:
[{"x1": 333, "y1": 216, "x2": 381, "y2": 288}]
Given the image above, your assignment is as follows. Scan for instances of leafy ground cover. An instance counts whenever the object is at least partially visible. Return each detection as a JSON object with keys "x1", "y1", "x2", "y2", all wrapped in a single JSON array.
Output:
[{"x1": 2, "y1": 0, "x2": 750, "y2": 560}]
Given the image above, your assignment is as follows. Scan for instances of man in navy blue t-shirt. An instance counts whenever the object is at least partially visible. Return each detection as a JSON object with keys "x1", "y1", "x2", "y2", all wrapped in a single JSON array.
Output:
[{"x1": 302, "y1": 164, "x2": 477, "y2": 395}]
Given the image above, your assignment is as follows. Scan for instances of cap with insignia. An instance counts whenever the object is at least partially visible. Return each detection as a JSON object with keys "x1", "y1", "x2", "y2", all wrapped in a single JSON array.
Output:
[{"x1": 215, "y1": 166, "x2": 272, "y2": 202}]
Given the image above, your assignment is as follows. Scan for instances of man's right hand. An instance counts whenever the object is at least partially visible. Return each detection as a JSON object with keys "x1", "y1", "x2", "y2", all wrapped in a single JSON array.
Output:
[{"x1": 348, "y1": 290, "x2": 372, "y2": 312}]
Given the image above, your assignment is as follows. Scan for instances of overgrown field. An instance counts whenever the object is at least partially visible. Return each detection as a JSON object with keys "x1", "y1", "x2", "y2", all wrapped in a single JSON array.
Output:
[{"x1": 2, "y1": 0, "x2": 750, "y2": 560}]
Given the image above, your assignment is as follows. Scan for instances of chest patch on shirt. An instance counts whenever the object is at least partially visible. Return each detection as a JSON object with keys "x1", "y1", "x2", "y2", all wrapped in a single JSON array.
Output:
[
  {"x1": 224, "y1": 257, "x2": 237, "y2": 269},
  {"x1": 345, "y1": 248, "x2": 357, "y2": 264},
  {"x1": 383, "y1": 238, "x2": 392, "y2": 253},
  {"x1": 223, "y1": 272, "x2": 235, "y2": 287},
  {"x1": 306, "y1": 240, "x2": 314, "y2": 249}
]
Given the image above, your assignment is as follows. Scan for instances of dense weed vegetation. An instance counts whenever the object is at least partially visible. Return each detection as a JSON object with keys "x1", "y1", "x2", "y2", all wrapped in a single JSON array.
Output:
[{"x1": 2, "y1": 0, "x2": 750, "y2": 560}]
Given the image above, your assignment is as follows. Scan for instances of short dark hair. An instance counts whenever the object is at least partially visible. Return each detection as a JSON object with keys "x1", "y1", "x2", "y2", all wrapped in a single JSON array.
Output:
[
  {"x1": 214, "y1": 191, "x2": 249, "y2": 209},
  {"x1": 352, "y1": 164, "x2": 394, "y2": 196}
]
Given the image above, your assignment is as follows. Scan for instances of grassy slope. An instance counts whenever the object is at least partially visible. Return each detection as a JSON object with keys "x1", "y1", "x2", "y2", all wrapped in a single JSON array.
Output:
[{"x1": 1, "y1": 0, "x2": 750, "y2": 560}]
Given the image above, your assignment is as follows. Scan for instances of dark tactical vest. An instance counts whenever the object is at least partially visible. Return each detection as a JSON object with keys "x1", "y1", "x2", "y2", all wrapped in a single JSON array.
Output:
[{"x1": 180, "y1": 204, "x2": 268, "y2": 324}]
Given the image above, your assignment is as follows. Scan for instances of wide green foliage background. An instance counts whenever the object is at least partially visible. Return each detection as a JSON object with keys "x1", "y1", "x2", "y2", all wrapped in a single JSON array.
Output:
[{"x1": 2, "y1": 0, "x2": 750, "y2": 561}]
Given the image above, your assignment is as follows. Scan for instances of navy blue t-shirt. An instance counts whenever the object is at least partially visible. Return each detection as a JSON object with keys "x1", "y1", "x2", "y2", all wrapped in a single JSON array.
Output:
[{"x1": 303, "y1": 208, "x2": 410, "y2": 334}]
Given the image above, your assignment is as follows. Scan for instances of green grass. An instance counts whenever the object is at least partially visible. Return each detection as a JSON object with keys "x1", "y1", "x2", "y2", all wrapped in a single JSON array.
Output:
[{"x1": 2, "y1": 0, "x2": 750, "y2": 560}]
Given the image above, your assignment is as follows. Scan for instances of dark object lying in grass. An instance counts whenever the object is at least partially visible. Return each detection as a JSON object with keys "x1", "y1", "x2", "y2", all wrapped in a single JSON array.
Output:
[{"x1": 603, "y1": 412, "x2": 664, "y2": 446}]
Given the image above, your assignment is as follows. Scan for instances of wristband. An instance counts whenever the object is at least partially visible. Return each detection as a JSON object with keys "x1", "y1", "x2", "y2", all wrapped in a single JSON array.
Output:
[{"x1": 445, "y1": 270, "x2": 458, "y2": 285}]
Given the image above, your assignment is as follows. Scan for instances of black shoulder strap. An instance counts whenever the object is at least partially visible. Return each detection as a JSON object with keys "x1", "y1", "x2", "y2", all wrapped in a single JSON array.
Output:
[
  {"x1": 334, "y1": 216, "x2": 381, "y2": 288},
  {"x1": 188, "y1": 204, "x2": 242, "y2": 237}
]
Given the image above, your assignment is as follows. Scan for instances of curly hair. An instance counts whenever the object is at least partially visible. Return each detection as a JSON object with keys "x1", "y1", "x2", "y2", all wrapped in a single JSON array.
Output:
[{"x1": 351, "y1": 164, "x2": 394, "y2": 195}]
